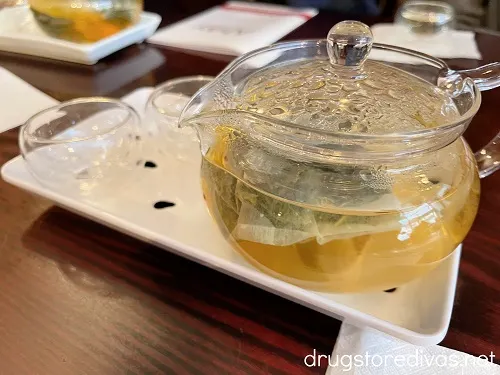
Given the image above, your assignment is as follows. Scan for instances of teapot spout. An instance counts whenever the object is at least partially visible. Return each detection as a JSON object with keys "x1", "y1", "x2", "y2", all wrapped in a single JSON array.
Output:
[
  {"x1": 179, "y1": 74, "x2": 236, "y2": 124},
  {"x1": 177, "y1": 74, "x2": 240, "y2": 153},
  {"x1": 178, "y1": 110, "x2": 243, "y2": 156}
]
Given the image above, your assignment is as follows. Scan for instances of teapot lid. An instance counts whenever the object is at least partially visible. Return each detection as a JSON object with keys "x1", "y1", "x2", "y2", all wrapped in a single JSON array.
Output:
[{"x1": 237, "y1": 21, "x2": 459, "y2": 134}]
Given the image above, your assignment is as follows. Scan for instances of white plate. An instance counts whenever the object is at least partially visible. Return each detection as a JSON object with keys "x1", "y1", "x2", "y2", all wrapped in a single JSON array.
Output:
[
  {"x1": 1, "y1": 88, "x2": 461, "y2": 346},
  {"x1": 0, "y1": 7, "x2": 161, "y2": 64}
]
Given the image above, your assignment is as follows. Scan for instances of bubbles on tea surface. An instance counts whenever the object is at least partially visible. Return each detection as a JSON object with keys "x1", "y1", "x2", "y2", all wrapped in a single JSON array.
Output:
[
  {"x1": 359, "y1": 167, "x2": 393, "y2": 191},
  {"x1": 238, "y1": 60, "x2": 461, "y2": 134},
  {"x1": 338, "y1": 120, "x2": 353, "y2": 131}
]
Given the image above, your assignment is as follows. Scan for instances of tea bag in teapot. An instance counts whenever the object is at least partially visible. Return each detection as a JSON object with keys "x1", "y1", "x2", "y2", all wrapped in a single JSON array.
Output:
[
  {"x1": 215, "y1": 139, "x2": 403, "y2": 247},
  {"x1": 231, "y1": 181, "x2": 403, "y2": 247}
]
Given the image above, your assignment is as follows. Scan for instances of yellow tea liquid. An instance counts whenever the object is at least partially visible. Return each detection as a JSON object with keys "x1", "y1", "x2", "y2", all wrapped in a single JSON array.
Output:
[
  {"x1": 29, "y1": 0, "x2": 143, "y2": 43},
  {"x1": 201, "y1": 129, "x2": 479, "y2": 293}
]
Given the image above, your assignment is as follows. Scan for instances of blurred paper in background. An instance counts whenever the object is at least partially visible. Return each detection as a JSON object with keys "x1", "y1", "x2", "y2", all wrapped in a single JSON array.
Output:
[{"x1": 148, "y1": 1, "x2": 318, "y2": 55}]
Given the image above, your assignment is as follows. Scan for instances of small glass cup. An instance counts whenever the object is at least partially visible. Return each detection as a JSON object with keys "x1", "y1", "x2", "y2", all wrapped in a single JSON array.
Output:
[
  {"x1": 19, "y1": 97, "x2": 142, "y2": 198},
  {"x1": 145, "y1": 76, "x2": 213, "y2": 161},
  {"x1": 396, "y1": 1, "x2": 455, "y2": 34}
]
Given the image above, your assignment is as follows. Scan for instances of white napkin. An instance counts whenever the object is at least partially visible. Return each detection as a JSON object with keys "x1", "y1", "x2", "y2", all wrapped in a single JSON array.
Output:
[
  {"x1": 147, "y1": 1, "x2": 317, "y2": 56},
  {"x1": 370, "y1": 24, "x2": 481, "y2": 64},
  {"x1": 324, "y1": 323, "x2": 499, "y2": 374},
  {"x1": 0, "y1": 66, "x2": 57, "y2": 133}
]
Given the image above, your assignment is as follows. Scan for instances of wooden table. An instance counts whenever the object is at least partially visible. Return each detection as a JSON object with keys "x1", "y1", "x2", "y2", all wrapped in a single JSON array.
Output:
[{"x1": 1, "y1": 7, "x2": 500, "y2": 375}]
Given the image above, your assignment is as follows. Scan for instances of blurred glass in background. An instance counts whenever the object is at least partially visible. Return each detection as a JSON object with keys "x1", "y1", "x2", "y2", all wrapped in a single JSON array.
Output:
[
  {"x1": 396, "y1": 1, "x2": 455, "y2": 33},
  {"x1": 27, "y1": 0, "x2": 143, "y2": 42}
]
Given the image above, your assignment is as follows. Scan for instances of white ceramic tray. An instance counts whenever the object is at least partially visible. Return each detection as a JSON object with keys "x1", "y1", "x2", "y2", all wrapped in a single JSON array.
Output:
[
  {"x1": 1, "y1": 88, "x2": 461, "y2": 346},
  {"x1": 0, "y1": 6, "x2": 161, "y2": 64}
]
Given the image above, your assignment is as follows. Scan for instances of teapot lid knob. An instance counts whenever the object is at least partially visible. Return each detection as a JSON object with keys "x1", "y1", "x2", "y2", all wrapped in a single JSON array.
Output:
[{"x1": 327, "y1": 21, "x2": 373, "y2": 68}]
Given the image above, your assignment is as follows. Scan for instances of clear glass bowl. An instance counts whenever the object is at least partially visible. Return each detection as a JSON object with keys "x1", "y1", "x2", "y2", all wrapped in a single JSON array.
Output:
[{"x1": 19, "y1": 97, "x2": 142, "y2": 198}]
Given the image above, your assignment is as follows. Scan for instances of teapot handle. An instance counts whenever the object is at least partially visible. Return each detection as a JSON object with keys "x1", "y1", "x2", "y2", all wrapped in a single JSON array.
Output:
[
  {"x1": 454, "y1": 63, "x2": 500, "y2": 178},
  {"x1": 475, "y1": 134, "x2": 500, "y2": 178},
  {"x1": 455, "y1": 62, "x2": 500, "y2": 91}
]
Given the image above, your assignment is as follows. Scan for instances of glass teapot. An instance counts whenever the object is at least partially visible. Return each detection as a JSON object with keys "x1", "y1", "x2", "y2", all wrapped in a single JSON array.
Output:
[{"x1": 178, "y1": 21, "x2": 500, "y2": 293}]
